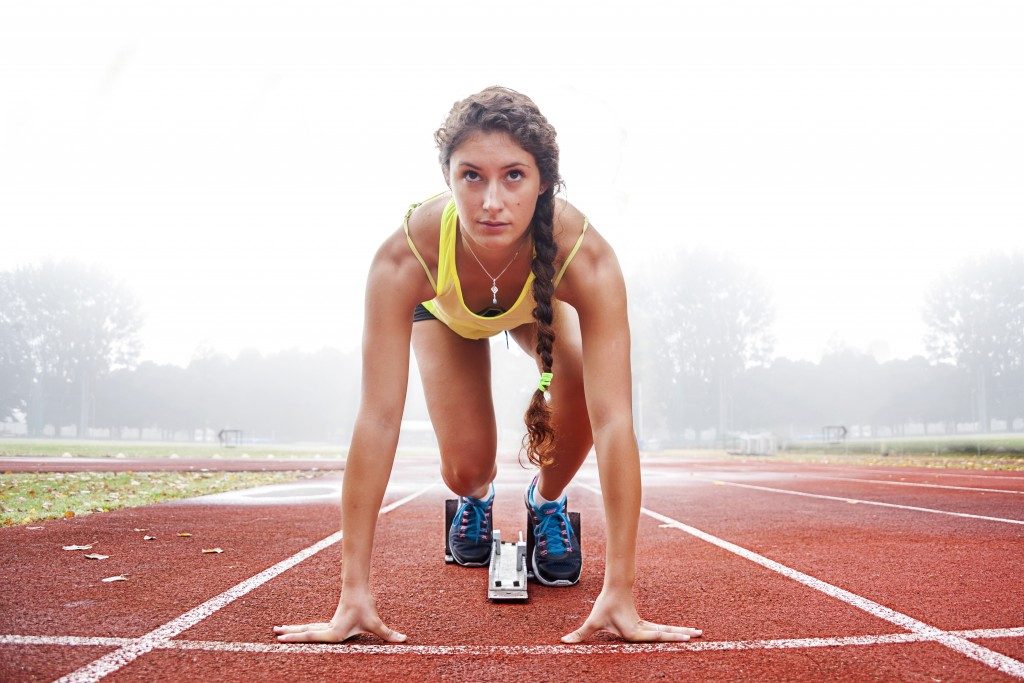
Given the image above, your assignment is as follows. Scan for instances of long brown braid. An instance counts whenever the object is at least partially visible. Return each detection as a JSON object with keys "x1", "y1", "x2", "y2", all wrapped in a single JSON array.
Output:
[{"x1": 435, "y1": 86, "x2": 563, "y2": 467}]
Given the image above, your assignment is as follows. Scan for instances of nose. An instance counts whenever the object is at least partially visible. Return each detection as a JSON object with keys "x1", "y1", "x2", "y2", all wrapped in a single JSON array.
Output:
[{"x1": 481, "y1": 180, "x2": 502, "y2": 214}]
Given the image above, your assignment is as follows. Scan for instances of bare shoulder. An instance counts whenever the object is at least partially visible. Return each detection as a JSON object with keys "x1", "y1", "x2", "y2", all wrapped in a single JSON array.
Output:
[
  {"x1": 551, "y1": 198, "x2": 623, "y2": 309},
  {"x1": 371, "y1": 200, "x2": 445, "y2": 307},
  {"x1": 403, "y1": 192, "x2": 450, "y2": 268}
]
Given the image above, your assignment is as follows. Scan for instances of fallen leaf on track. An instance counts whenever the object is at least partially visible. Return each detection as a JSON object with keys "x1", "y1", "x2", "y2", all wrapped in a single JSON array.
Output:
[
  {"x1": 143, "y1": 535, "x2": 156, "y2": 541},
  {"x1": 132, "y1": 528, "x2": 148, "y2": 532},
  {"x1": 64, "y1": 511, "x2": 75, "y2": 519},
  {"x1": 177, "y1": 532, "x2": 192, "y2": 537},
  {"x1": 201, "y1": 548, "x2": 223, "y2": 554},
  {"x1": 84, "y1": 554, "x2": 109, "y2": 560},
  {"x1": 63, "y1": 544, "x2": 93, "y2": 551},
  {"x1": 27, "y1": 526, "x2": 44, "y2": 530},
  {"x1": 101, "y1": 575, "x2": 128, "y2": 583}
]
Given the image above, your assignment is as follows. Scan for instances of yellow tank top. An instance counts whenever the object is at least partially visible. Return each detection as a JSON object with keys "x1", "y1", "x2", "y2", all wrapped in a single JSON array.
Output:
[{"x1": 403, "y1": 197, "x2": 589, "y2": 340}]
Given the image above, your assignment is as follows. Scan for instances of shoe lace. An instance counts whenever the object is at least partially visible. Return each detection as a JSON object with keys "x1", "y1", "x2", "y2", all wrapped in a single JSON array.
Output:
[
  {"x1": 458, "y1": 498, "x2": 491, "y2": 542},
  {"x1": 535, "y1": 504, "x2": 571, "y2": 556}
]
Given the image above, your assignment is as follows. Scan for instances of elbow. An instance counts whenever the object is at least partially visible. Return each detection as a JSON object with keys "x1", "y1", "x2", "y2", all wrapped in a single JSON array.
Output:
[{"x1": 591, "y1": 411, "x2": 636, "y2": 446}]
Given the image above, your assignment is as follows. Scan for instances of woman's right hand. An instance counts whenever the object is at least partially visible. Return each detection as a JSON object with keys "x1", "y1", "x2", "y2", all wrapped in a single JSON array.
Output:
[{"x1": 272, "y1": 591, "x2": 407, "y2": 643}]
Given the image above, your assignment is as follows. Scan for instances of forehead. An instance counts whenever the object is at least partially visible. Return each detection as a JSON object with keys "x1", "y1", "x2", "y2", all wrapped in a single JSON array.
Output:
[{"x1": 451, "y1": 130, "x2": 536, "y2": 167}]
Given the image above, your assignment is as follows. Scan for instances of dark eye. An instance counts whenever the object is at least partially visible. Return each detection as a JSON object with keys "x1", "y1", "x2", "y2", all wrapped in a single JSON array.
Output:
[
  {"x1": 464, "y1": 170, "x2": 480, "y2": 181},
  {"x1": 508, "y1": 169, "x2": 524, "y2": 181}
]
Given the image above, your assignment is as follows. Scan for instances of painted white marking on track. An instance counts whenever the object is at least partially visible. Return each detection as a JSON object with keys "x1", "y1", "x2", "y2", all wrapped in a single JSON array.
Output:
[
  {"x1": 821, "y1": 467, "x2": 1024, "y2": 482},
  {"x1": 52, "y1": 481, "x2": 438, "y2": 683},
  {"x1": 707, "y1": 479, "x2": 1024, "y2": 525},
  {"x1": 819, "y1": 476, "x2": 1024, "y2": 495},
  {"x1": 3, "y1": 626, "x2": 1024, "y2": 656},
  {"x1": 579, "y1": 483, "x2": 1024, "y2": 679}
]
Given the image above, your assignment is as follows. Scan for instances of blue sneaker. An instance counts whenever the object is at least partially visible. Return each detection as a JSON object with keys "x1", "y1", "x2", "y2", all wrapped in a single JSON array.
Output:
[
  {"x1": 525, "y1": 476, "x2": 581, "y2": 586},
  {"x1": 448, "y1": 489, "x2": 493, "y2": 567}
]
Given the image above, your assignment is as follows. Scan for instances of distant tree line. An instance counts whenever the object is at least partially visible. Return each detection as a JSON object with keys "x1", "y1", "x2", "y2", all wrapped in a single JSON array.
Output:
[
  {"x1": 93, "y1": 348, "x2": 362, "y2": 442},
  {"x1": 1, "y1": 262, "x2": 141, "y2": 437},
  {"x1": 630, "y1": 250, "x2": 1024, "y2": 444},
  {"x1": 2, "y1": 253, "x2": 1022, "y2": 443}
]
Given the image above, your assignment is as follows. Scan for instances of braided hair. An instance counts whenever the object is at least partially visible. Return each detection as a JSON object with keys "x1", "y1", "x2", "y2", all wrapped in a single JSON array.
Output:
[{"x1": 435, "y1": 86, "x2": 563, "y2": 467}]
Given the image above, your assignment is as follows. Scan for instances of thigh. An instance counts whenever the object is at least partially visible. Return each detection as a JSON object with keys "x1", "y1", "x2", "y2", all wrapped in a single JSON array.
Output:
[{"x1": 412, "y1": 319, "x2": 497, "y2": 465}]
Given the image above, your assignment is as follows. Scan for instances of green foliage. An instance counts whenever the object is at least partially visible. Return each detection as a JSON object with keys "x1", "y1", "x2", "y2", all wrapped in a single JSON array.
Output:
[
  {"x1": 0, "y1": 262, "x2": 142, "y2": 428},
  {"x1": 631, "y1": 249, "x2": 774, "y2": 438},
  {"x1": 924, "y1": 251, "x2": 1024, "y2": 375},
  {"x1": 634, "y1": 249, "x2": 774, "y2": 382},
  {"x1": 89, "y1": 347, "x2": 361, "y2": 442}
]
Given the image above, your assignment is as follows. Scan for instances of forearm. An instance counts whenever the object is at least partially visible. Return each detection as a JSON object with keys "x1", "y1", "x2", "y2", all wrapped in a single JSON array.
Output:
[
  {"x1": 593, "y1": 418, "x2": 641, "y2": 591},
  {"x1": 339, "y1": 414, "x2": 401, "y2": 593}
]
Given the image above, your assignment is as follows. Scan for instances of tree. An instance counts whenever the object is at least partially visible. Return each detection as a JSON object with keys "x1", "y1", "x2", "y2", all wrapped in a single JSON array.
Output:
[
  {"x1": 631, "y1": 249, "x2": 774, "y2": 442},
  {"x1": 924, "y1": 252, "x2": 1024, "y2": 431},
  {"x1": 1, "y1": 262, "x2": 143, "y2": 435},
  {"x1": 0, "y1": 272, "x2": 33, "y2": 419}
]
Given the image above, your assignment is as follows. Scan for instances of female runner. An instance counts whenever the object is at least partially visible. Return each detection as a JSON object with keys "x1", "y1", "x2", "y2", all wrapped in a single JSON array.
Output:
[{"x1": 273, "y1": 86, "x2": 702, "y2": 644}]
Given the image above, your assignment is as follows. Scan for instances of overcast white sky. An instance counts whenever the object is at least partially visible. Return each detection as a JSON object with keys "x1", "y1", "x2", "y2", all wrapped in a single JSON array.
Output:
[{"x1": 2, "y1": 0, "x2": 1022, "y2": 367}]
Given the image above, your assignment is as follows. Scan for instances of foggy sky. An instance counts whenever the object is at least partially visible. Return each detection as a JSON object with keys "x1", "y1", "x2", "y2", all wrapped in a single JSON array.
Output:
[{"x1": 2, "y1": 1, "x2": 1022, "y2": 367}]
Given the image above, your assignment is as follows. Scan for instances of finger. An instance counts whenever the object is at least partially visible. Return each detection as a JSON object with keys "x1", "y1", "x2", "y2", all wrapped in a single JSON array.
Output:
[
  {"x1": 561, "y1": 620, "x2": 602, "y2": 644},
  {"x1": 638, "y1": 621, "x2": 703, "y2": 637},
  {"x1": 276, "y1": 627, "x2": 347, "y2": 643},
  {"x1": 370, "y1": 620, "x2": 407, "y2": 643},
  {"x1": 273, "y1": 623, "x2": 332, "y2": 634},
  {"x1": 628, "y1": 628, "x2": 691, "y2": 643}
]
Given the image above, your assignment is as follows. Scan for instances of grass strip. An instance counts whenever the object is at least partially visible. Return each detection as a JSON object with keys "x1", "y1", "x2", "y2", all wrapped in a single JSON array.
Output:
[
  {"x1": 0, "y1": 470, "x2": 329, "y2": 526},
  {"x1": 0, "y1": 440, "x2": 345, "y2": 459}
]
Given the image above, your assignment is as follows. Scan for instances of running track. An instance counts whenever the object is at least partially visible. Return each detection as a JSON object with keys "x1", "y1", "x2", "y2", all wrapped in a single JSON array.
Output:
[{"x1": 1, "y1": 453, "x2": 1023, "y2": 681}]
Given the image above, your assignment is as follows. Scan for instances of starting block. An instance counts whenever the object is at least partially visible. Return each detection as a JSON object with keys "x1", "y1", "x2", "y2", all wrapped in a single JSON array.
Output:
[
  {"x1": 445, "y1": 498, "x2": 530, "y2": 601},
  {"x1": 487, "y1": 530, "x2": 528, "y2": 601},
  {"x1": 443, "y1": 496, "x2": 583, "y2": 598}
]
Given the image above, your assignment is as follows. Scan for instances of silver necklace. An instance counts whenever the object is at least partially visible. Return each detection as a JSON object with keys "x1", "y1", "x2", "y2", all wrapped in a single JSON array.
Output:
[{"x1": 461, "y1": 233, "x2": 523, "y2": 305}]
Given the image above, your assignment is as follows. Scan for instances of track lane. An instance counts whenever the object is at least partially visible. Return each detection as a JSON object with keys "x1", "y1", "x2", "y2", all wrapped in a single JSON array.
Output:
[
  {"x1": 0, "y1": 501, "x2": 345, "y2": 638},
  {"x1": 637, "y1": 477, "x2": 1024, "y2": 633},
  {"x1": 703, "y1": 478, "x2": 1024, "y2": 525},
  {"x1": 0, "y1": 646, "x2": 116, "y2": 683}
]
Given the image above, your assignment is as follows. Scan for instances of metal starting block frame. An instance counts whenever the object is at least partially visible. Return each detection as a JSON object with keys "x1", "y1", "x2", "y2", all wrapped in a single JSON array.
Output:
[{"x1": 487, "y1": 530, "x2": 528, "y2": 601}]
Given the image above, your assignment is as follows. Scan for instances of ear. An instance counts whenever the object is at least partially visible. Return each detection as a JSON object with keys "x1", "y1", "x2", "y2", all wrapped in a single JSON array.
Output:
[{"x1": 539, "y1": 182, "x2": 550, "y2": 195}]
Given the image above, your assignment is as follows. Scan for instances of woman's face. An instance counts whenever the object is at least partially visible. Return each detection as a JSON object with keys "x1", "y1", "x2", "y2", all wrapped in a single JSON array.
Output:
[{"x1": 447, "y1": 130, "x2": 547, "y2": 255}]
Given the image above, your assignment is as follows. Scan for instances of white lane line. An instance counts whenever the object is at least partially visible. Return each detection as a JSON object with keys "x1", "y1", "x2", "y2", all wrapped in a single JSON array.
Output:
[
  {"x1": 706, "y1": 479, "x2": 1024, "y2": 526},
  {"x1": 580, "y1": 483, "x2": 1024, "y2": 679},
  {"x1": 823, "y1": 467, "x2": 1024, "y2": 482},
  {"x1": 819, "y1": 476, "x2": 1024, "y2": 495},
  {"x1": 4, "y1": 626, "x2": 1023, "y2": 656},
  {"x1": 54, "y1": 482, "x2": 437, "y2": 683},
  {"x1": 0, "y1": 636, "x2": 135, "y2": 647}
]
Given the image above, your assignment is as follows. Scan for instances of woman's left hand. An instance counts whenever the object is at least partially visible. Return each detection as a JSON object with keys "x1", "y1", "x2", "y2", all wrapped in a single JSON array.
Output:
[{"x1": 560, "y1": 587, "x2": 702, "y2": 643}]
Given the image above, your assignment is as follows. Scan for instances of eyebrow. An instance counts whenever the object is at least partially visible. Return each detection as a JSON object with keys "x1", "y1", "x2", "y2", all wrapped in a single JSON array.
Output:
[{"x1": 458, "y1": 161, "x2": 530, "y2": 170}]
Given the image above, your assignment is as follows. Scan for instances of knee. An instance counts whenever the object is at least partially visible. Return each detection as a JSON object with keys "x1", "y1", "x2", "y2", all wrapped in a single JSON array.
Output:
[{"x1": 440, "y1": 456, "x2": 496, "y2": 497}]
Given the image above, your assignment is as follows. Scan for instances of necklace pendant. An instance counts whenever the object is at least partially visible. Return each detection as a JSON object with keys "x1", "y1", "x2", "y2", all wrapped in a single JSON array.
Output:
[{"x1": 490, "y1": 283, "x2": 498, "y2": 304}]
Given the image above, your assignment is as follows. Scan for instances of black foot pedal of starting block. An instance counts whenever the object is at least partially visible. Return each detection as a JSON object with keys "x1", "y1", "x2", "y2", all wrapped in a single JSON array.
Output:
[{"x1": 444, "y1": 498, "x2": 457, "y2": 563}]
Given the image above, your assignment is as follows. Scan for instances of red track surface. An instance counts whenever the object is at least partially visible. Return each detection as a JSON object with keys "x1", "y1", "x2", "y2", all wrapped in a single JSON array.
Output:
[{"x1": 1, "y1": 454, "x2": 1022, "y2": 681}]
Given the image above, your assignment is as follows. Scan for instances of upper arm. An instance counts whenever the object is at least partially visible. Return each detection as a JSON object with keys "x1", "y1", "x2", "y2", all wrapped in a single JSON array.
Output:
[
  {"x1": 560, "y1": 228, "x2": 634, "y2": 433},
  {"x1": 358, "y1": 229, "x2": 435, "y2": 427}
]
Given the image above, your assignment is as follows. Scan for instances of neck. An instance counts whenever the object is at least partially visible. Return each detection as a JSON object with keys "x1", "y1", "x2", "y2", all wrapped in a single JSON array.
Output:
[{"x1": 458, "y1": 231, "x2": 532, "y2": 275}]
